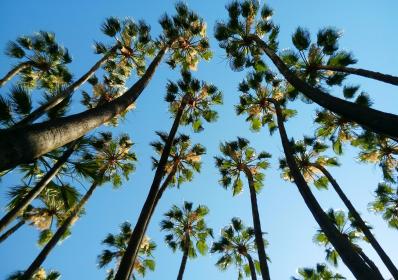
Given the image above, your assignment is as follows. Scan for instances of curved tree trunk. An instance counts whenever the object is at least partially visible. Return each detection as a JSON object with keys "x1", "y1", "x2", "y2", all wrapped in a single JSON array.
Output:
[
  {"x1": 251, "y1": 35, "x2": 398, "y2": 139},
  {"x1": 0, "y1": 61, "x2": 32, "y2": 87},
  {"x1": 177, "y1": 233, "x2": 190, "y2": 280},
  {"x1": 16, "y1": 45, "x2": 119, "y2": 126},
  {"x1": 244, "y1": 167, "x2": 271, "y2": 280},
  {"x1": 114, "y1": 101, "x2": 186, "y2": 280},
  {"x1": 313, "y1": 163, "x2": 398, "y2": 279},
  {"x1": 0, "y1": 46, "x2": 169, "y2": 172},
  {"x1": 22, "y1": 181, "x2": 98, "y2": 279},
  {"x1": 246, "y1": 254, "x2": 258, "y2": 280},
  {"x1": 0, "y1": 220, "x2": 25, "y2": 244},
  {"x1": 0, "y1": 140, "x2": 78, "y2": 233},
  {"x1": 315, "y1": 65, "x2": 398, "y2": 86},
  {"x1": 270, "y1": 99, "x2": 383, "y2": 279}
]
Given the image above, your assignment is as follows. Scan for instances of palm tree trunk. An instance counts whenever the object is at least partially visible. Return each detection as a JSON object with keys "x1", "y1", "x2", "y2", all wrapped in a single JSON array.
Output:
[
  {"x1": 0, "y1": 46, "x2": 169, "y2": 172},
  {"x1": 16, "y1": 45, "x2": 119, "y2": 126},
  {"x1": 177, "y1": 239, "x2": 189, "y2": 280},
  {"x1": 22, "y1": 181, "x2": 98, "y2": 279},
  {"x1": 0, "y1": 220, "x2": 25, "y2": 244},
  {"x1": 243, "y1": 167, "x2": 271, "y2": 280},
  {"x1": 270, "y1": 99, "x2": 383, "y2": 280},
  {"x1": 0, "y1": 61, "x2": 32, "y2": 87},
  {"x1": 358, "y1": 250, "x2": 384, "y2": 278},
  {"x1": 0, "y1": 140, "x2": 78, "y2": 233},
  {"x1": 150, "y1": 166, "x2": 178, "y2": 217},
  {"x1": 314, "y1": 65, "x2": 398, "y2": 86},
  {"x1": 250, "y1": 35, "x2": 398, "y2": 139},
  {"x1": 114, "y1": 100, "x2": 186, "y2": 280},
  {"x1": 246, "y1": 254, "x2": 258, "y2": 280},
  {"x1": 312, "y1": 163, "x2": 398, "y2": 279}
]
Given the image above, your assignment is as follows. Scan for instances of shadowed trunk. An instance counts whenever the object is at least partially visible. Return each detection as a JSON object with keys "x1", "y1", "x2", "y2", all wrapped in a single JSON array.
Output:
[
  {"x1": 315, "y1": 65, "x2": 398, "y2": 86},
  {"x1": 0, "y1": 61, "x2": 32, "y2": 87},
  {"x1": 246, "y1": 254, "x2": 258, "y2": 280},
  {"x1": 358, "y1": 250, "x2": 383, "y2": 278},
  {"x1": 0, "y1": 140, "x2": 78, "y2": 233},
  {"x1": 243, "y1": 167, "x2": 271, "y2": 280},
  {"x1": 251, "y1": 35, "x2": 398, "y2": 139},
  {"x1": 177, "y1": 233, "x2": 190, "y2": 280},
  {"x1": 0, "y1": 220, "x2": 25, "y2": 244},
  {"x1": 22, "y1": 181, "x2": 98, "y2": 279},
  {"x1": 312, "y1": 163, "x2": 398, "y2": 279},
  {"x1": 114, "y1": 100, "x2": 186, "y2": 280},
  {"x1": 16, "y1": 45, "x2": 119, "y2": 126},
  {"x1": 0, "y1": 46, "x2": 168, "y2": 172},
  {"x1": 270, "y1": 99, "x2": 383, "y2": 279}
]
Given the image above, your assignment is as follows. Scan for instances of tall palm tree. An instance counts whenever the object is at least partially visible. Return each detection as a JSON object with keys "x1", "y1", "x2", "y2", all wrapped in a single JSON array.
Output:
[
  {"x1": 234, "y1": 70, "x2": 383, "y2": 279},
  {"x1": 0, "y1": 31, "x2": 71, "y2": 89},
  {"x1": 21, "y1": 132, "x2": 137, "y2": 279},
  {"x1": 211, "y1": 217, "x2": 262, "y2": 280},
  {"x1": 113, "y1": 71, "x2": 221, "y2": 280},
  {"x1": 0, "y1": 2, "x2": 212, "y2": 171},
  {"x1": 280, "y1": 137, "x2": 398, "y2": 278},
  {"x1": 215, "y1": 0, "x2": 398, "y2": 139},
  {"x1": 160, "y1": 201, "x2": 213, "y2": 280},
  {"x1": 215, "y1": 137, "x2": 271, "y2": 280},
  {"x1": 291, "y1": 263, "x2": 345, "y2": 280},
  {"x1": 370, "y1": 182, "x2": 398, "y2": 230},
  {"x1": 7, "y1": 268, "x2": 60, "y2": 280},
  {"x1": 314, "y1": 209, "x2": 381, "y2": 276},
  {"x1": 98, "y1": 221, "x2": 156, "y2": 280}
]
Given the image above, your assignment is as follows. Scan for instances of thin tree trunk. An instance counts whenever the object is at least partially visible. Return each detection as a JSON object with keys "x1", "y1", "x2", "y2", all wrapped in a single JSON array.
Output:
[
  {"x1": 251, "y1": 35, "x2": 398, "y2": 139},
  {"x1": 22, "y1": 181, "x2": 98, "y2": 279},
  {"x1": 0, "y1": 140, "x2": 78, "y2": 233},
  {"x1": 0, "y1": 62, "x2": 32, "y2": 87},
  {"x1": 0, "y1": 220, "x2": 25, "y2": 244},
  {"x1": 313, "y1": 163, "x2": 398, "y2": 279},
  {"x1": 177, "y1": 233, "x2": 190, "y2": 280},
  {"x1": 315, "y1": 65, "x2": 398, "y2": 86},
  {"x1": 114, "y1": 100, "x2": 186, "y2": 280},
  {"x1": 0, "y1": 46, "x2": 169, "y2": 172},
  {"x1": 270, "y1": 99, "x2": 383, "y2": 280},
  {"x1": 246, "y1": 254, "x2": 258, "y2": 280},
  {"x1": 243, "y1": 167, "x2": 271, "y2": 280},
  {"x1": 16, "y1": 45, "x2": 119, "y2": 126},
  {"x1": 150, "y1": 167, "x2": 178, "y2": 217}
]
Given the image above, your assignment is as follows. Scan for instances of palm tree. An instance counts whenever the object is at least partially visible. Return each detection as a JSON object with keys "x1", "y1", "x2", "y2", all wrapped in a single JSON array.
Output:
[
  {"x1": 0, "y1": 2, "x2": 212, "y2": 171},
  {"x1": 215, "y1": 0, "x2": 398, "y2": 139},
  {"x1": 211, "y1": 217, "x2": 262, "y2": 280},
  {"x1": 0, "y1": 31, "x2": 71, "y2": 89},
  {"x1": 21, "y1": 132, "x2": 137, "y2": 279},
  {"x1": 286, "y1": 27, "x2": 398, "y2": 86},
  {"x1": 7, "y1": 268, "x2": 60, "y2": 280},
  {"x1": 215, "y1": 137, "x2": 271, "y2": 280},
  {"x1": 160, "y1": 201, "x2": 213, "y2": 280},
  {"x1": 291, "y1": 263, "x2": 345, "y2": 280},
  {"x1": 234, "y1": 70, "x2": 383, "y2": 279},
  {"x1": 370, "y1": 182, "x2": 398, "y2": 230},
  {"x1": 113, "y1": 71, "x2": 221, "y2": 280},
  {"x1": 314, "y1": 209, "x2": 381, "y2": 276},
  {"x1": 280, "y1": 137, "x2": 398, "y2": 278},
  {"x1": 98, "y1": 221, "x2": 156, "y2": 280}
]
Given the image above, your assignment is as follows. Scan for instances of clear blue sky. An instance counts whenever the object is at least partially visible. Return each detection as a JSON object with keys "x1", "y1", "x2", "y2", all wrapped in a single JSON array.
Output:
[{"x1": 0, "y1": 0, "x2": 397, "y2": 279}]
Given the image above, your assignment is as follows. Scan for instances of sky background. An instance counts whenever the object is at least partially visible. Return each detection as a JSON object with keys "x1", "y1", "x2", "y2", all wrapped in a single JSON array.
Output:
[{"x1": 0, "y1": 0, "x2": 397, "y2": 279}]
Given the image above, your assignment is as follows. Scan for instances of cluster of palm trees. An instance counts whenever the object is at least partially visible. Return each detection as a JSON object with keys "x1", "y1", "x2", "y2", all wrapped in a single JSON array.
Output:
[{"x1": 0, "y1": 0, "x2": 397, "y2": 279}]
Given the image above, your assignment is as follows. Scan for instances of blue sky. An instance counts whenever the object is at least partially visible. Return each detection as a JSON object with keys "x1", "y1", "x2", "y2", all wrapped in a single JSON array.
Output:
[{"x1": 0, "y1": 0, "x2": 397, "y2": 279}]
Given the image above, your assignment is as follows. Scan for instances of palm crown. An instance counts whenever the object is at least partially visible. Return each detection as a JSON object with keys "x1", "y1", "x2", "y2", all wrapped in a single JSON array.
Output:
[
  {"x1": 370, "y1": 182, "x2": 398, "y2": 230},
  {"x1": 160, "y1": 201, "x2": 213, "y2": 257},
  {"x1": 291, "y1": 263, "x2": 345, "y2": 280},
  {"x1": 215, "y1": 137, "x2": 271, "y2": 195},
  {"x1": 7, "y1": 268, "x2": 61, "y2": 280},
  {"x1": 211, "y1": 217, "x2": 262, "y2": 280}
]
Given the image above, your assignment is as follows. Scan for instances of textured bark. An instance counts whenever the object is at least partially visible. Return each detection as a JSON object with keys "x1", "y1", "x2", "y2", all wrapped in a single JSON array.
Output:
[
  {"x1": 315, "y1": 65, "x2": 398, "y2": 86},
  {"x1": 243, "y1": 167, "x2": 271, "y2": 280},
  {"x1": 270, "y1": 99, "x2": 383, "y2": 279},
  {"x1": 177, "y1": 233, "x2": 190, "y2": 280},
  {"x1": 0, "y1": 141, "x2": 78, "y2": 233},
  {"x1": 22, "y1": 181, "x2": 98, "y2": 279},
  {"x1": 0, "y1": 46, "x2": 168, "y2": 172},
  {"x1": 114, "y1": 101, "x2": 186, "y2": 280},
  {"x1": 0, "y1": 220, "x2": 25, "y2": 244},
  {"x1": 16, "y1": 45, "x2": 119, "y2": 126},
  {"x1": 246, "y1": 254, "x2": 258, "y2": 280},
  {"x1": 0, "y1": 61, "x2": 32, "y2": 87},
  {"x1": 251, "y1": 35, "x2": 398, "y2": 139},
  {"x1": 313, "y1": 163, "x2": 398, "y2": 279}
]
